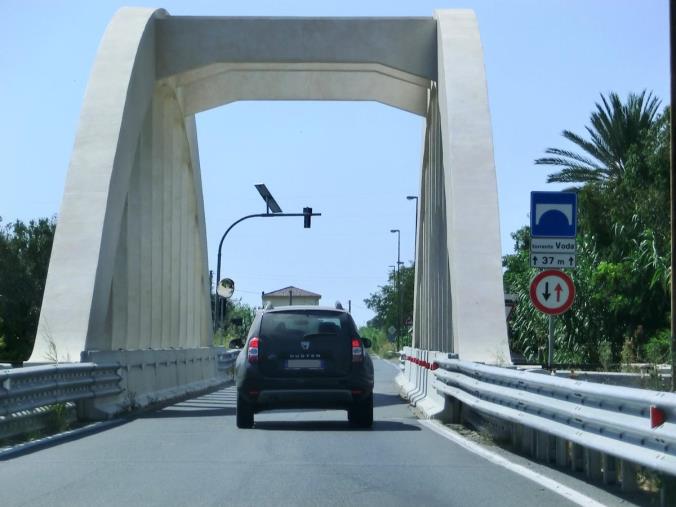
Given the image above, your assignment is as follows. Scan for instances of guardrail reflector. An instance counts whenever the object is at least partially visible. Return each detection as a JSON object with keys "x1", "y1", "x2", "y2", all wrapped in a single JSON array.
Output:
[{"x1": 650, "y1": 405, "x2": 666, "y2": 429}]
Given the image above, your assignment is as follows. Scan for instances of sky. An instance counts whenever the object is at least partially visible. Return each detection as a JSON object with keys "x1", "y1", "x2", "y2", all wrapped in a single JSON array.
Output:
[{"x1": 0, "y1": 0, "x2": 670, "y2": 327}]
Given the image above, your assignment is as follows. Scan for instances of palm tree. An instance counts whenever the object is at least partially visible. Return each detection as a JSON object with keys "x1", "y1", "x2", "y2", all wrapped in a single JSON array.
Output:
[{"x1": 536, "y1": 90, "x2": 661, "y2": 184}]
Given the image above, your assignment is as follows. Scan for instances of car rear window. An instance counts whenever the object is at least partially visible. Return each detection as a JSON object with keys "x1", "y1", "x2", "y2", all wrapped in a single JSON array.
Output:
[{"x1": 260, "y1": 310, "x2": 353, "y2": 341}]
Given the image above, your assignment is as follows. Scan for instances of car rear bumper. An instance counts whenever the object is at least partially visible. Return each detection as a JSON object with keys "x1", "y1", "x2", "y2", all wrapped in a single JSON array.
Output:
[
  {"x1": 259, "y1": 388, "x2": 352, "y2": 406},
  {"x1": 239, "y1": 386, "x2": 371, "y2": 411}
]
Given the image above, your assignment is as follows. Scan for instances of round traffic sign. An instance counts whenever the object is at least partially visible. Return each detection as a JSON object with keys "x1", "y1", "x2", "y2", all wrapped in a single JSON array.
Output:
[{"x1": 529, "y1": 270, "x2": 575, "y2": 315}]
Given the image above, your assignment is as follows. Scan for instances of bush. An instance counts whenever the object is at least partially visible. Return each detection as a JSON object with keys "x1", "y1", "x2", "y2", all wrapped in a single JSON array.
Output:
[
  {"x1": 644, "y1": 330, "x2": 671, "y2": 365},
  {"x1": 598, "y1": 341, "x2": 613, "y2": 371},
  {"x1": 359, "y1": 326, "x2": 398, "y2": 357}
]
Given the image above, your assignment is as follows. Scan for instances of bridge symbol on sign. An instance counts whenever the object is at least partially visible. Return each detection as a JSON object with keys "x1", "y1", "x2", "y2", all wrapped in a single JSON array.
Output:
[{"x1": 530, "y1": 192, "x2": 577, "y2": 238}]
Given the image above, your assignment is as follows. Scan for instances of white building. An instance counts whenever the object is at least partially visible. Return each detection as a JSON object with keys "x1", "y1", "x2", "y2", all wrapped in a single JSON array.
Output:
[{"x1": 262, "y1": 286, "x2": 321, "y2": 307}]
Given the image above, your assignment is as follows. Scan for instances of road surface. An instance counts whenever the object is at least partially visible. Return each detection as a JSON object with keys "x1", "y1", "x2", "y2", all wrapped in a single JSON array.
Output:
[{"x1": 0, "y1": 358, "x2": 619, "y2": 506}]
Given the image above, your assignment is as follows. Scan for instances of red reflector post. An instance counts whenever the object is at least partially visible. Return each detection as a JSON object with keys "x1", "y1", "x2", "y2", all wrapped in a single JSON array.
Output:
[{"x1": 650, "y1": 405, "x2": 666, "y2": 429}]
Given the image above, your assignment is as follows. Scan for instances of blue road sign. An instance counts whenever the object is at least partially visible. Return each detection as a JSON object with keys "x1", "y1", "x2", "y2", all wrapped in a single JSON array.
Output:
[{"x1": 530, "y1": 191, "x2": 577, "y2": 238}]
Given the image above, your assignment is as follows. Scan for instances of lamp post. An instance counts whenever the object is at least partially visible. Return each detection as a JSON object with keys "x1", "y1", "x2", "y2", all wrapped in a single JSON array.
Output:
[
  {"x1": 406, "y1": 195, "x2": 418, "y2": 260},
  {"x1": 390, "y1": 229, "x2": 401, "y2": 350},
  {"x1": 214, "y1": 184, "x2": 320, "y2": 331}
]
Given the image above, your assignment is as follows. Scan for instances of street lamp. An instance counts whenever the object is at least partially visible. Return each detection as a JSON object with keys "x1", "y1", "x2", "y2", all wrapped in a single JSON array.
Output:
[
  {"x1": 406, "y1": 195, "x2": 419, "y2": 260},
  {"x1": 214, "y1": 184, "x2": 320, "y2": 331},
  {"x1": 390, "y1": 229, "x2": 401, "y2": 350}
]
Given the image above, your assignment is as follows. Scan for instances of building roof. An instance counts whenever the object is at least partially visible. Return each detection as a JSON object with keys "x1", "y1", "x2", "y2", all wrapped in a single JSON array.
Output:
[{"x1": 262, "y1": 286, "x2": 321, "y2": 298}]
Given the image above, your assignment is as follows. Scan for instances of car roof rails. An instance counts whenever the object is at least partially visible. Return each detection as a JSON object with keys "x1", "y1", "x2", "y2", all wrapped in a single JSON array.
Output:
[{"x1": 335, "y1": 301, "x2": 344, "y2": 310}]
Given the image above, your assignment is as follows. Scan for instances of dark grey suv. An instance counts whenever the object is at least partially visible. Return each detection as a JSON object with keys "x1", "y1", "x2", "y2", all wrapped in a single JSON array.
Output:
[{"x1": 232, "y1": 305, "x2": 374, "y2": 429}]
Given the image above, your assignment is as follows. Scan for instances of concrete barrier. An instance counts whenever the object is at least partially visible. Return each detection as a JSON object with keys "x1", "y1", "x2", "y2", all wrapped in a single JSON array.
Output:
[{"x1": 79, "y1": 347, "x2": 238, "y2": 419}]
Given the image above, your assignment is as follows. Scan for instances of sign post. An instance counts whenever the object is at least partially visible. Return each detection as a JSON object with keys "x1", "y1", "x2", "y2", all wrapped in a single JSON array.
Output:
[
  {"x1": 529, "y1": 191, "x2": 578, "y2": 368},
  {"x1": 529, "y1": 269, "x2": 576, "y2": 368},
  {"x1": 548, "y1": 315, "x2": 555, "y2": 370}
]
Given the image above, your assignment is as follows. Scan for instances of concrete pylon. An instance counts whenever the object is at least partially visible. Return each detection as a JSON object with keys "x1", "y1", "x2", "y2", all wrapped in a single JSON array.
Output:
[{"x1": 30, "y1": 8, "x2": 509, "y2": 365}]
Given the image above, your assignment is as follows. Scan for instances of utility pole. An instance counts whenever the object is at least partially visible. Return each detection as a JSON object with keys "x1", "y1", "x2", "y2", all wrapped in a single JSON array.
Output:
[
  {"x1": 670, "y1": 0, "x2": 675, "y2": 392},
  {"x1": 390, "y1": 229, "x2": 402, "y2": 350},
  {"x1": 406, "y1": 195, "x2": 419, "y2": 260},
  {"x1": 209, "y1": 270, "x2": 214, "y2": 331}
]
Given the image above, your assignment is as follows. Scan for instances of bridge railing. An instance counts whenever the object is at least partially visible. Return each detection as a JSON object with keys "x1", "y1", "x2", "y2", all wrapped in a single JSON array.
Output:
[
  {"x1": 0, "y1": 363, "x2": 122, "y2": 417},
  {"x1": 397, "y1": 346, "x2": 676, "y2": 488},
  {"x1": 1, "y1": 348, "x2": 241, "y2": 442},
  {"x1": 0, "y1": 363, "x2": 122, "y2": 441}
]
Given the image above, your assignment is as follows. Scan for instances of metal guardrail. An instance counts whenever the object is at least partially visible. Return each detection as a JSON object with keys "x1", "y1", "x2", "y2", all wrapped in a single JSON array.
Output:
[
  {"x1": 215, "y1": 349, "x2": 240, "y2": 372},
  {"x1": 0, "y1": 363, "x2": 122, "y2": 417},
  {"x1": 1, "y1": 350, "x2": 241, "y2": 442},
  {"x1": 426, "y1": 355, "x2": 676, "y2": 476}
]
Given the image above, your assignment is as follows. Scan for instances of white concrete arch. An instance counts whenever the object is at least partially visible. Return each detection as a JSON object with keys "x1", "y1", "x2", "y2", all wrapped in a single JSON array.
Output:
[
  {"x1": 30, "y1": 8, "x2": 212, "y2": 362},
  {"x1": 30, "y1": 7, "x2": 509, "y2": 364},
  {"x1": 434, "y1": 11, "x2": 510, "y2": 362}
]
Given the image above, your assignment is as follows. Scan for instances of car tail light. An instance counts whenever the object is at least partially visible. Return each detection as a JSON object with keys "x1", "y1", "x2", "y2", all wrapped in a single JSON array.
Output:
[
  {"x1": 248, "y1": 337, "x2": 260, "y2": 364},
  {"x1": 352, "y1": 338, "x2": 363, "y2": 363}
]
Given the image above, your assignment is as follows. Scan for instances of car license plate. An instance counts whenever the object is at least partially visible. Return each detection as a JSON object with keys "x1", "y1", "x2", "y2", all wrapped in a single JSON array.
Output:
[{"x1": 285, "y1": 359, "x2": 324, "y2": 369}]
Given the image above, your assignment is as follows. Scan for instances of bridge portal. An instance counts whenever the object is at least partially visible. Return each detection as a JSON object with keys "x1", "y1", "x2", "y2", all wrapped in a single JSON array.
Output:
[{"x1": 29, "y1": 8, "x2": 509, "y2": 365}]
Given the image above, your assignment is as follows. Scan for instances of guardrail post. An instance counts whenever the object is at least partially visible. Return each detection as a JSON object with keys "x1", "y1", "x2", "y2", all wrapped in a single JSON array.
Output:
[
  {"x1": 570, "y1": 443, "x2": 584, "y2": 472},
  {"x1": 535, "y1": 431, "x2": 549, "y2": 462},
  {"x1": 449, "y1": 397, "x2": 461, "y2": 424},
  {"x1": 521, "y1": 427, "x2": 535, "y2": 457},
  {"x1": 620, "y1": 460, "x2": 638, "y2": 492},
  {"x1": 602, "y1": 454, "x2": 617, "y2": 485},
  {"x1": 585, "y1": 449, "x2": 602, "y2": 482},
  {"x1": 555, "y1": 438, "x2": 568, "y2": 467},
  {"x1": 510, "y1": 423, "x2": 521, "y2": 449},
  {"x1": 660, "y1": 474, "x2": 676, "y2": 507}
]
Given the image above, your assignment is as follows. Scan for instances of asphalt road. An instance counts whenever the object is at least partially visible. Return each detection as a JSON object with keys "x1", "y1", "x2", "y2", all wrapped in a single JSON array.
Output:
[{"x1": 0, "y1": 359, "x2": 599, "y2": 506}]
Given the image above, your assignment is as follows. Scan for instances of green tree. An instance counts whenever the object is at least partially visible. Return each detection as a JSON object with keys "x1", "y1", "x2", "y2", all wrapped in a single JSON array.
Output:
[
  {"x1": 504, "y1": 95, "x2": 671, "y2": 367},
  {"x1": 535, "y1": 90, "x2": 660, "y2": 185},
  {"x1": 0, "y1": 216, "x2": 56, "y2": 362},
  {"x1": 358, "y1": 325, "x2": 396, "y2": 357},
  {"x1": 504, "y1": 228, "x2": 647, "y2": 364},
  {"x1": 364, "y1": 264, "x2": 414, "y2": 344},
  {"x1": 213, "y1": 298, "x2": 255, "y2": 346}
]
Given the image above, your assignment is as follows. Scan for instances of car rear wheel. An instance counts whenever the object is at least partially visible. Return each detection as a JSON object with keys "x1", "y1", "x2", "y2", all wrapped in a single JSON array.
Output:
[
  {"x1": 236, "y1": 394, "x2": 254, "y2": 429},
  {"x1": 348, "y1": 393, "x2": 373, "y2": 428}
]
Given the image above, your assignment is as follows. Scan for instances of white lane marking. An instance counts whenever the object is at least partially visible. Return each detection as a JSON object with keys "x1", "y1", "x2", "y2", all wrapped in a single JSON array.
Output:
[{"x1": 420, "y1": 420, "x2": 607, "y2": 507}]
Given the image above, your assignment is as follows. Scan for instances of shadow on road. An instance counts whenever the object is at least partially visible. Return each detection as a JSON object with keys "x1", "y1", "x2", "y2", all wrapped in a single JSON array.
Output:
[
  {"x1": 140, "y1": 406, "x2": 235, "y2": 418},
  {"x1": 252, "y1": 419, "x2": 420, "y2": 432},
  {"x1": 373, "y1": 392, "x2": 406, "y2": 408}
]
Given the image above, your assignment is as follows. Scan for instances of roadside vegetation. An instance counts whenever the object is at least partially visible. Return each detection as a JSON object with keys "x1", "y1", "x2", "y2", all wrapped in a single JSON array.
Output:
[
  {"x1": 504, "y1": 91, "x2": 672, "y2": 370},
  {"x1": 212, "y1": 299, "x2": 256, "y2": 347},
  {"x1": 361, "y1": 264, "x2": 414, "y2": 356},
  {"x1": 0, "y1": 216, "x2": 56, "y2": 364}
]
